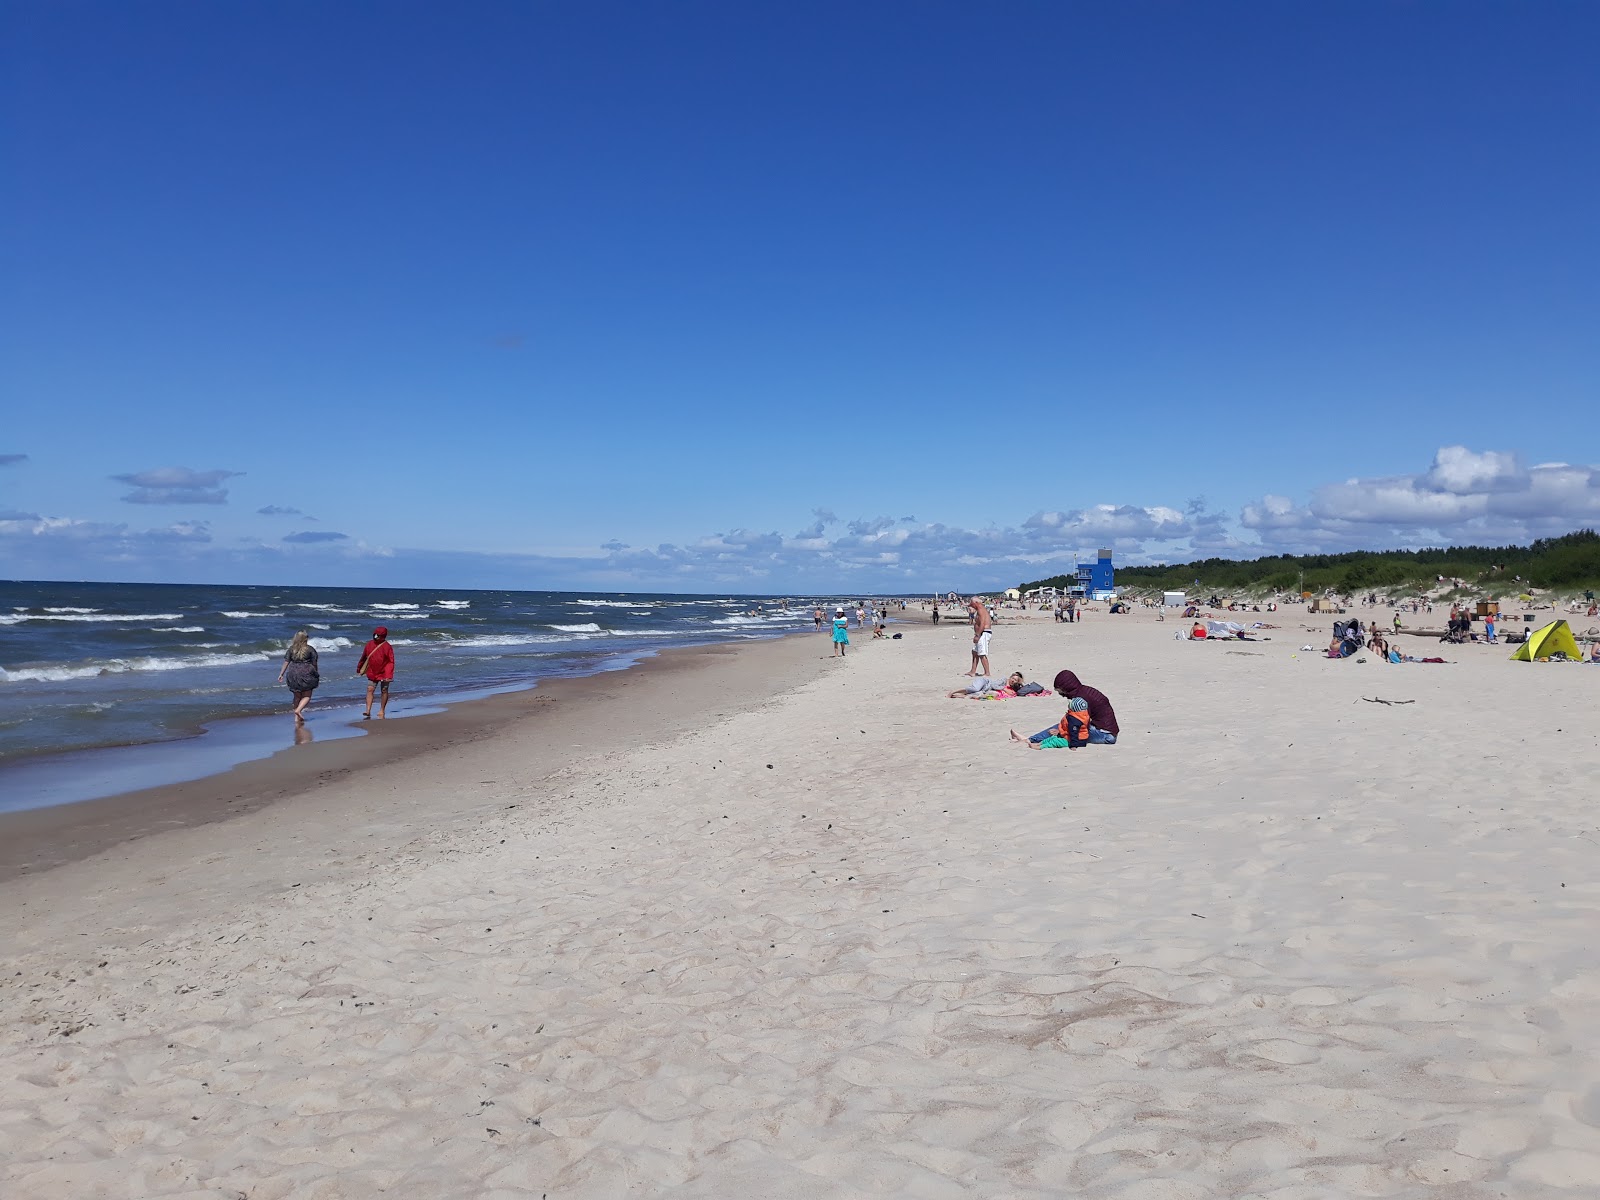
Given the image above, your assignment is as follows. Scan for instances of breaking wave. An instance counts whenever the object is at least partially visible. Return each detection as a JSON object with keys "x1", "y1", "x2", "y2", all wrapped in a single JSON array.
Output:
[
  {"x1": 0, "y1": 651, "x2": 276, "y2": 684},
  {"x1": 0, "y1": 612, "x2": 186, "y2": 625}
]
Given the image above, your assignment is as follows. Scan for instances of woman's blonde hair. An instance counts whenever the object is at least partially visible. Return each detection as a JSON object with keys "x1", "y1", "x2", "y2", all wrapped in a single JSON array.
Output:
[{"x1": 287, "y1": 630, "x2": 313, "y2": 661}]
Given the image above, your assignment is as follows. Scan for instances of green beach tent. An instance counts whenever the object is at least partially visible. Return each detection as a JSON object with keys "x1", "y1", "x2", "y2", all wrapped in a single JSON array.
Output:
[{"x1": 1510, "y1": 619, "x2": 1583, "y2": 661}]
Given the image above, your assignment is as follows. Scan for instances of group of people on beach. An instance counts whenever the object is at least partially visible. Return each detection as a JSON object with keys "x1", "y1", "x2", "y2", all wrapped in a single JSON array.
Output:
[
  {"x1": 815, "y1": 601, "x2": 903, "y2": 654},
  {"x1": 943, "y1": 594, "x2": 1119, "y2": 751},
  {"x1": 276, "y1": 626, "x2": 396, "y2": 724},
  {"x1": 950, "y1": 664, "x2": 1118, "y2": 750}
]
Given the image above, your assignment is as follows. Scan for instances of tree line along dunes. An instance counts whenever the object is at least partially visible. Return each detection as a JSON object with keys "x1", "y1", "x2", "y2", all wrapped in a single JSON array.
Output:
[{"x1": 1018, "y1": 529, "x2": 1600, "y2": 600}]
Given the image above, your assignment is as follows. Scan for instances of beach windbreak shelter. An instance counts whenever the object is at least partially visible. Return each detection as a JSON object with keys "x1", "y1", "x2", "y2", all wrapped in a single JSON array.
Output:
[{"x1": 1510, "y1": 619, "x2": 1583, "y2": 661}]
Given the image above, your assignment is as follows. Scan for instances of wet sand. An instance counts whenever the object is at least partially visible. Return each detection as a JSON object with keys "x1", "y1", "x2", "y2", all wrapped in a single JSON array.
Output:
[{"x1": 0, "y1": 630, "x2": 836, "y2": 883}]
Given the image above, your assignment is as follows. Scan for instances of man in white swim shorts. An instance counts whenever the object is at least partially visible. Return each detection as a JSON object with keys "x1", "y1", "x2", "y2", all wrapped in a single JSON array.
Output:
[{"x1": 967, "y1": 597, "x2": 993, "y2": 677}]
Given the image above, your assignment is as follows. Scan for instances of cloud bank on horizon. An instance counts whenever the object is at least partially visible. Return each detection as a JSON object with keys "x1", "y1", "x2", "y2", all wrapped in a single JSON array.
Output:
[{"x1": 2, "y1": 446, "x2": 1596, "y2": 591}]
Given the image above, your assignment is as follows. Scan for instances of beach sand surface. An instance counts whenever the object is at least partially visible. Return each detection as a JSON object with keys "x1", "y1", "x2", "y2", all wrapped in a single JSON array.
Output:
[{"x1": 3, "y1": 607, "x2": 1599, "y2": 1197}]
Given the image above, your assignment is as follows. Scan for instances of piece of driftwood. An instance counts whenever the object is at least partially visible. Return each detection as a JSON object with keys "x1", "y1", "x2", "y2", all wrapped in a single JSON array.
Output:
[{"x1": 1361, "y1": 697, "x2": 1415, "y2": 706}]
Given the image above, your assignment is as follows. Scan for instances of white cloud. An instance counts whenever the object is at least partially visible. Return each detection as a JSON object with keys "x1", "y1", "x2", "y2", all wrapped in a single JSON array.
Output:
[
  {"x1": 1420, "y1": 446, "x2": 1527, "y2": 495},
  {"x1": 1239, "y1": 494, "x2": 1314, "y2": 531},
  {"x1": 283, "y1": 530, "x2": 349, "y2": 544},
  {"x1": 1240, "y1": 446, "x2": 1600, "y2": 556},
  {"x1": 1489, "y1": 463, "x2": 1600, "y2": 520},
  {"x1": 114, "y1": 466, "x2": 242, "y2": 505},
  {"x1": 149, "y1": 521, "x2": 213, "y2": 542},
  {"x1": 794, "y1": 508, "x2": 837, "y2": 539},
  {"x1": 1310, "y1": 477, "x2": 1487, "y2": 524},
  {"x1": 1023, "y1": 504, "x2": 1193, "y2": 542}
]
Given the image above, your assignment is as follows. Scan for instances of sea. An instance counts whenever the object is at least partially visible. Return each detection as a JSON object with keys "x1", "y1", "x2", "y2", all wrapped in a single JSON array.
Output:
[{"x1": 0, "y1": 581, "x2": 876, "y2": 814}]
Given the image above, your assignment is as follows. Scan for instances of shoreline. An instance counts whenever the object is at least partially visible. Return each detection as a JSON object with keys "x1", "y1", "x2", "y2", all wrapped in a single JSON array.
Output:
[
  {"x1": 0, "y1": 639, "x2": 753, "y2": 818},
  {"x1": 0, "y1": 626, "x2": 844, "y2": 884}
]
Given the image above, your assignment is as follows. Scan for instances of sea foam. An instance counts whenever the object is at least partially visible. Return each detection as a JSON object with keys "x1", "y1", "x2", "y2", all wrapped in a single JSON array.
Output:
[
  {"x1": 0, "y1": 651, "x2": 275, "y2": 684},
  {"x1": 0, "y1": 612, "x2": 186, "y2": 624}
]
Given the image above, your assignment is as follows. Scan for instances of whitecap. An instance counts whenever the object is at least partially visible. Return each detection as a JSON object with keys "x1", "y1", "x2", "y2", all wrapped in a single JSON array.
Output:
[
  {"x1": 432, "y1": 600, "x2": 471, "y2": 609},
  {"x1": 0, "y1": 651, "x2": 275, "y2": 684},
  {"x1": 549, "y1": 623, "x2": 602, "y2": 633},
  {"x1": 572, "y1": 599, "x2": 638, "y2": 608},
  {"x1": 0, "y1": 611, "x2": 187, "y2": 624},
  {"x1": 399, "y1": 633, "x2": 567, "y2": 649},
  {"x1": 371, "y1": 602, "x2": 421, "y2": 610},
  {"x1": 308, "y1": 637, "x2": 352, "y2": 652}
]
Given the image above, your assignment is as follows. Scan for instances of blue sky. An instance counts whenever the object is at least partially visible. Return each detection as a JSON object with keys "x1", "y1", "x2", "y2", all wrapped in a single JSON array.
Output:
[{"x1": 3, "y1": 2, "x2": 1597, "y2": 592}]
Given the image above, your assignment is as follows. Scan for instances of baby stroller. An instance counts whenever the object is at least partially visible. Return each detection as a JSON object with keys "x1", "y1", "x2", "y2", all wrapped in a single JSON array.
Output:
[{"x1": 1331, "y1": 619, "x2": 1364, "y2": 658}]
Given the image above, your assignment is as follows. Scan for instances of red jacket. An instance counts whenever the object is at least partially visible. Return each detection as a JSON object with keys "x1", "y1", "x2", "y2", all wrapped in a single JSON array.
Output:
[{"x1": 358, "y1": 639, "x2": 395, "y2": 681}]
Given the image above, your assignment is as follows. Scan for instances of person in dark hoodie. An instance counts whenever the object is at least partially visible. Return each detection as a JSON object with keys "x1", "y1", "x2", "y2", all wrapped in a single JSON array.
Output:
[{"x1": 1010, "y1": 669, "x2": 1119, "y2": 746}]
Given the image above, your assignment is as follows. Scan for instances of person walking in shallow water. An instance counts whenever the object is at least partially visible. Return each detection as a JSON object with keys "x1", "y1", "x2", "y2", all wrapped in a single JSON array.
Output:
[
  {"x1": 277, "y1": 630, "x2": 320, "y2": 724},
  {"x1": 356, "y1": 625, "x2": 395, "y2": 719}
]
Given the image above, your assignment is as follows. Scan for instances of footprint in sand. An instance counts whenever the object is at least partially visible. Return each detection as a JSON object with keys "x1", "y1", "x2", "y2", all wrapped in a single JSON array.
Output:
[{"x1": 1245, "y1": 1038, "x2": 1321, "y2": 1065}]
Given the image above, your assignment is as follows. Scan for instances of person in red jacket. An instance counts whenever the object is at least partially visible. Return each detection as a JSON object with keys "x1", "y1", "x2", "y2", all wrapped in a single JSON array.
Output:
[{"x1": 356, "y1": 626, "x2": 395, "y2": 719}]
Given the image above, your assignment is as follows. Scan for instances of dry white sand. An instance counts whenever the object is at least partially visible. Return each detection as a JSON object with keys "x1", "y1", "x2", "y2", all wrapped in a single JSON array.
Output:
[{"x1": 4, "y1": 608, "x2": 1600, "y2": 1198}]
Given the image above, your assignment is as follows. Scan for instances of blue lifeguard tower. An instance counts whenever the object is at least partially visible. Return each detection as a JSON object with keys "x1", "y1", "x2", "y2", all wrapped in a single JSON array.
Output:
[{"x1": 1076, "y1": 549, "x2": 1115, "y2": 600}]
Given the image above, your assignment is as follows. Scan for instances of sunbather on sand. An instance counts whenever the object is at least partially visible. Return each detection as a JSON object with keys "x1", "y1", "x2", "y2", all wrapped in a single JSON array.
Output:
[{"x1": 949, "y1": 671, "x2": 1024, "y2": 698}]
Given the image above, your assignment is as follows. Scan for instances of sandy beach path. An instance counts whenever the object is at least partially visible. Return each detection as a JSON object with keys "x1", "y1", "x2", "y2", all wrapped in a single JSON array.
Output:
[{"x1": 3, "y1": 611, "x2": 1599, "y2": 1197}]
